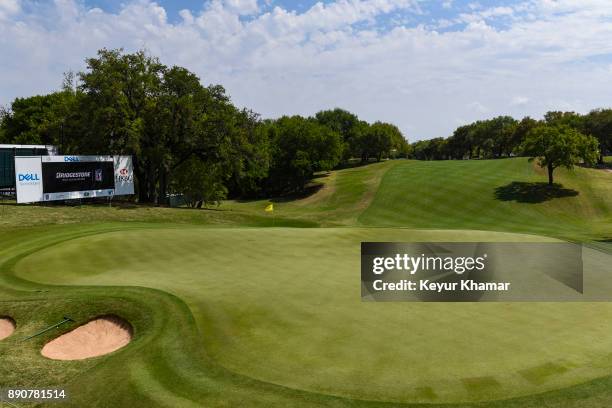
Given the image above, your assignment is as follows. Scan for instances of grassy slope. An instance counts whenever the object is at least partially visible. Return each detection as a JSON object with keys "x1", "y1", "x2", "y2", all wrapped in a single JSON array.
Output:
[
  {"x1": 0, "y1": 157, "x2": 611, "y2": 407},
  {"x1": 358, "y1": 159, "x2": 611, "y2": 242},
  {"x1": 224, "y1": 158, "x2": 611, "y2": 244},
  {"x1": 222, "y1": 160, "x2": 395, "y2": 226},
  {"x1": 13, "y1": 227, "x2": 612, "y2": 405}
]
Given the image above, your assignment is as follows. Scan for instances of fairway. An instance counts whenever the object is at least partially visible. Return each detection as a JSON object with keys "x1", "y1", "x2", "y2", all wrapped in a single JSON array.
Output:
[
  {"x1": 1, "y1": 158, "x2": 611, "y2": 407},
  {"x1": 13, "y1": 227, "x2": 612, "y2": 403},
  {"x1": 358, "y1": 159, "x2": 611, "y2": 242}
]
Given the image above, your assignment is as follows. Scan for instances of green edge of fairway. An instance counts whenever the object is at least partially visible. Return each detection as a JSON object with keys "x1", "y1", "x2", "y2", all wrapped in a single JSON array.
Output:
[{"x1": 1, "y1": 225, "x2": 612, "y2": 408}]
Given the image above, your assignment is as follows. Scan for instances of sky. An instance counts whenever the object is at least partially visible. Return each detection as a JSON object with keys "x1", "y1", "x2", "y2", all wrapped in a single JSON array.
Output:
[{"x1": 0, "y1": 0, "x2": 611, "y2": 140}]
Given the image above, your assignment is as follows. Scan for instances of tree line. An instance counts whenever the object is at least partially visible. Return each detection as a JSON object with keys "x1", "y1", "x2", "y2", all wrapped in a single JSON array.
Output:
[
  {"x1": 410, "y1": 112, "x2": 610, "y2": 184},
  {"x1": 0, "y1": 49, "x2": 409, "y2": 205}
]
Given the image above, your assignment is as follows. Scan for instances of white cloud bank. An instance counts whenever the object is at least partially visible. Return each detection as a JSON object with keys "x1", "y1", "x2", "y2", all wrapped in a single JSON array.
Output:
[{"x1": 0, "y1": 0, "x2": 611, "y2": 139}]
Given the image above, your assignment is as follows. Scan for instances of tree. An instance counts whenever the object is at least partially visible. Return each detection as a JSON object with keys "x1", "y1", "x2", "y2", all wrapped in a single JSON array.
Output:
[
  {"x1": 361, "y1": 122, "x2": 408, "y2": 162},
  {"x1": 171, "y1": 157, "x2": 227, "y2": 208},
  {"x1": 77, "y1": 48, "x2": 166, "y2": 202},
  {"x1": 447, "y1": 125, "x2": 471, "y2": 159},
  {"x1": 411, "y1": 137, "x2": 447, "y2": 160},
  {"x1": 75, "y1": 48, "x2": 268, "y2": 204},
  {"x1": 520, "y1": 125, "x2": 599, "y2": 185},
  {"x1": 265, "y1": 116, "x2": 343, "y2": 193},
  {"x1": 315, "y1": 108, "x2": 363, "y2": 161},
  {"x1": 488, "y1": 116, "x2": 518, "y2": 158},
  {"x1": 544, "y1": 111, "x2": 584, "y2": 129},
  {"x1": 583, "y1": 109, "x2": 612, "y2": 164},
  {"x1": 225, "y1": 110, "x2": 270, "y2": 198},
  {"x1": 0, "y1": 90, "x2": 77, "y2": 148},
  {"x1": 510, "y1": 117, "x2": 538, "y2": 155}
]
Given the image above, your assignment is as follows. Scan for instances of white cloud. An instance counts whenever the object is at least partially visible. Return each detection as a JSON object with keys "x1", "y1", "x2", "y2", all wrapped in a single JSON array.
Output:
[
  {"x1": 511, "y1": 96, "x2": 529, "y2": 107},
  {"x1": 468, "y1": 102, "x2": 489, "y2": 114},
  {"x1": 223, "y1": 0, "x2": 260, "y2": 15},
  {"x1": 0, "y1": 0, "x2": 20, "y2": 20},
  {"x1": 0, "y1": 0, "x2": 611, "y2": 140}
]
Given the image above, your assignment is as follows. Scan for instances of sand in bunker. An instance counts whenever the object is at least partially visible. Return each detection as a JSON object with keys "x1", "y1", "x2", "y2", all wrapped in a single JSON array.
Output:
[
  {"x1": 41, "y1": 315, "x2": 132, "y2": 360},
  {"x1": 0, "y1": 317, "x2": 16, "y2": 340}
]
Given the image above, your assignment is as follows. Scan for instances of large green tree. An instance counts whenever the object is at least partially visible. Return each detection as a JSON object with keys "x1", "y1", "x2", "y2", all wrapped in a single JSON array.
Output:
[
  {"x1": 265, "y1": 116, "x2": 343, "y2": 193},
  {"x1": 583, "y1": 109, "x2": 612, "y2": 164},
  {"x1": 0, "y1": 89, "x2": 77, "y2": 147},
  {"x1": 315, "y1": 108, "x2": 362, "y2": 161},
  {"x1": 361, "y1": 122, "x2": 408, "y2": 162},
  {"x1": 520, "y1": 124, "x2": 599, "y2": 185},
  {"x1": 171, "y1": 157, "x2": 227, "y2": 208},
  {"x1": 411, "y1": 137, "x2": 448, "y2": 160},
  {"x1": 75, "y1": 48, "x2": 267, "y2": 203},
  {"x1": 76, "y1": 49, "x2": 166, "y2": 202}
]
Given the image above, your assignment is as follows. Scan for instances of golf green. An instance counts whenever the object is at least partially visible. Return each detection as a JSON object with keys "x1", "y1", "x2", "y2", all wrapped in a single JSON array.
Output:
[{"x1": 14, "y1": 227, "x2": 612, "y2": 403}]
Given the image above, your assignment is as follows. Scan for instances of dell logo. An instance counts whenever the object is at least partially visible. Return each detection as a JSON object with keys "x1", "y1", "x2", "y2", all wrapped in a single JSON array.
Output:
[
  {"x1": 18, "y1": 173, "x2": 40, "y2": 182},
  {"x1": 64, "y1": 156, "x2": 80, "y2": 162}
]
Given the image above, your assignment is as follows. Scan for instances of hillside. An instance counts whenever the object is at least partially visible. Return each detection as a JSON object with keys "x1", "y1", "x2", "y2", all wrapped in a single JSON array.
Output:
[
  {"x1": 358, "y1": 158, "x2": 611, "y2": 243},
  {"x1": 229, "y1": 157, "x2": 610, "y2": 244}
]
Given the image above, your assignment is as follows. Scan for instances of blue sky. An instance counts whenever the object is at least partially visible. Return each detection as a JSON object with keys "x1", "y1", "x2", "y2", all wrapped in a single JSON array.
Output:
[
  {"x1": 1, "y1": 0, "x2": 612, "y2": 140},
  {"x1": 82, "y1": 0, "x2": 519, "y2": 26}
]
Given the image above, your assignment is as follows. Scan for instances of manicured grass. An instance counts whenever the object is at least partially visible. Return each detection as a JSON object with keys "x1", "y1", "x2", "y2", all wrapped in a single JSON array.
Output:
[
  {"x1": 0, "y1": 157, "x2": 611, "y2": 407},
  {"x1": 359, "y1": 159, "x2": 611, "y2": 243},
  {"x1": 12, "y1": 227, "x2": 612, "y2": 405}
]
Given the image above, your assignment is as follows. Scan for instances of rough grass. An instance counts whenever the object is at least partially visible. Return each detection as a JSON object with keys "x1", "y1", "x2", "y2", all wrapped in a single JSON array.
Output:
[{"x1": 1, "y1": 157, "x2": 611, "y2": 407}]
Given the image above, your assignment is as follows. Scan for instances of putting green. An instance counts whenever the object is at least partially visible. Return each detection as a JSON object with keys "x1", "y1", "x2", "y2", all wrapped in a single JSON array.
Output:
[{"x1": 14, "y1": 226, "x2": 612, "y2": 403}]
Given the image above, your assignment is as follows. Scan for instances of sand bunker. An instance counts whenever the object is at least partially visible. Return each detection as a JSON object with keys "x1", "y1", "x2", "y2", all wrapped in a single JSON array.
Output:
[
  {"x1": 0, "y1": 317, "x2": 16, "y2": 340},
  {"x1": 41, "y1": 315, "x2": 132, "y2": 360}
]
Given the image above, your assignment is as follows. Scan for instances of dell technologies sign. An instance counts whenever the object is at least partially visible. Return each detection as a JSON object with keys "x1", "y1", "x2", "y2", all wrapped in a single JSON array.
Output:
[
  {"x1": 18, "y1": 173, "x2": 41, "y2": 183},
  {"x1": 15, "y1": 155, "x2": 134, "y2": 203}
]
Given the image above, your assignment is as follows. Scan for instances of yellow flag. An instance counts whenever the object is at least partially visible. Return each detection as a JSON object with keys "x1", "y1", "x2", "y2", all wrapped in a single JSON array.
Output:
[{"x1": 264, "y1": 203, "x2": 274, "y2": 212}]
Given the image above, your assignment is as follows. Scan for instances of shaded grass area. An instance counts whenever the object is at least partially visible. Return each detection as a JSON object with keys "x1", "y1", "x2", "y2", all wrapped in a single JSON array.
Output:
[{"x1": 494, "y1": 182, "x2": 578, "y2": 203}]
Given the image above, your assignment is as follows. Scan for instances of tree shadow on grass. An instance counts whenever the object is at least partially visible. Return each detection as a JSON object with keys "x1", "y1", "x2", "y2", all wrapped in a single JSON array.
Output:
[
  {"x1": 271, "y1": 183, "x2": 325, "y2": 203},
  {"x1": 235, "y1": 182, "x2": 325, "y2": 203},
  {"x1": 494, "y1": 182, "x2": 578, "y2": 203}
]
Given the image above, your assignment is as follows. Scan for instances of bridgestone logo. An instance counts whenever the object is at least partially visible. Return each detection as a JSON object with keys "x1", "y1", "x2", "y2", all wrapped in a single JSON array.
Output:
[{"x1": 56, "y1": 172, "x2": 91, "y2": 178}]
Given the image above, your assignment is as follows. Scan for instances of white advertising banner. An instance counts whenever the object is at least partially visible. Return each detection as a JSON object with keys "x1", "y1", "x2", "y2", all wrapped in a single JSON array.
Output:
[
  {"x1": 41, "y1": 155, "x2": 114, "y2": 163},
  {"x1": 15, "y1": 155, "x2": 135, "y2": 203},
  {"x1": 15, "y1": 156, "x2": 43, "y2": 203},
  {"x1": 113, "y1": 156, "x2": 135, "y2": 196}
]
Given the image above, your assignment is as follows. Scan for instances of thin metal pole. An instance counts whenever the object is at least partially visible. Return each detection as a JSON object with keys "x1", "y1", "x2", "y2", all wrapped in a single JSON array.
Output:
[{"x1": 22, "y1": 317, "x2": 73, "y2": 342}]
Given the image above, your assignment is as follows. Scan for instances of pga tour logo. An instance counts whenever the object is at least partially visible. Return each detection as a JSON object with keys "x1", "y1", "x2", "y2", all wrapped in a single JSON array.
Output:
[{"x1": 18, "y1": 173, "x2": 40, "y2": 184}]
